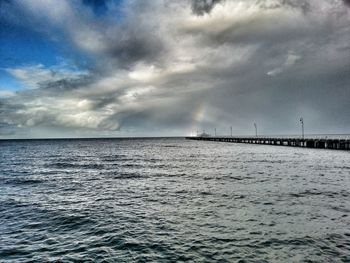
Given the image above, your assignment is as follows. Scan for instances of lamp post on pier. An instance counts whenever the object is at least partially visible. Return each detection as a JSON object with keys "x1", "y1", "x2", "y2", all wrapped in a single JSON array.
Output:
[
  {"x1": 254, "y1": 123, "x2": 257, "y2": 137},
  {"x1": 230, "y1": 126, "x2": 232, "y2": 137},
  {"x1": 300, "y1": 117, "x2": 304, "y2": 140}
]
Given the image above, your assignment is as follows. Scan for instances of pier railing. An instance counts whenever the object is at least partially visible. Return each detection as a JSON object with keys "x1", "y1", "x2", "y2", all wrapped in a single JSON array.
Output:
[
  {"x1": 192, "y1": 134, "x2": 350, "y2": 140},
  {"x1": 186, "y1": 134, "x2": 350, "y2": 150}
]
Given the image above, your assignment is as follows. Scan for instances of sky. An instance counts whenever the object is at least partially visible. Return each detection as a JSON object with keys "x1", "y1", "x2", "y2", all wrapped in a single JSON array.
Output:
[{"x1": 0, "y1": 0, "x2": 349, "y2": 138}]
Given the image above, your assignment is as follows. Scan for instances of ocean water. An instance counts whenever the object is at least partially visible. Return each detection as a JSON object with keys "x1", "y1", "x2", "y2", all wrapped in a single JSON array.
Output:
[{"x1": 0, "y1": 138, "x2": 349, "y2": 262}]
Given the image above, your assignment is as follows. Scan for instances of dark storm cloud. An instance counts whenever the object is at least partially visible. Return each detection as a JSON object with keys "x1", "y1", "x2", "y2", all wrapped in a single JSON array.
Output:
[
  {"x1": 191, "y1": 0, "x2": 223, "y2": 15},
  {"x1": 183, "y1": 0, "x2": 318, "y2": 47},
  {"x1": 105, "y1": 26, "x2": 165, "y2": 68},
  {"x1": 79, "y1": 0, "x2": 167, "y2": 68},
  {"x1": 343, "y1": 0, "x2": 350, "y2": 6}
]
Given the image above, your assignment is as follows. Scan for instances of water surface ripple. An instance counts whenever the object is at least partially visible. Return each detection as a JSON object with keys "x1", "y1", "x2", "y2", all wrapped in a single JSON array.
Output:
[{"x1": 0, "y1": 138, "x2": 349, "y2": 262}]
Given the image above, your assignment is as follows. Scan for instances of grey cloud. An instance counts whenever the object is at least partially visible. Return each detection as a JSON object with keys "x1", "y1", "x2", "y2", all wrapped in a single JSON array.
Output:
[
  {"x1": 81, "y1": 2, "x2": 167, "y2": 68},
  {"x1": 106, "y1": 27, "x2": 164, "y2": 68},
  {"x1": 256, "y1": 0, "x2": 311, "y2": 13},
  {"x1": 183, "y1": 1, "x2": 323, "y2": 47},
  {"x1": 191, "y1": 0, "x2": 223, "y2": 15}
]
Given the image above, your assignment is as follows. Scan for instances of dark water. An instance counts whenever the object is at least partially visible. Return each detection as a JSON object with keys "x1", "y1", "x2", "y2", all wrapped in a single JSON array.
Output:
[{"x1": 1, "y1": 138, "x2": 349, "y2": 262}]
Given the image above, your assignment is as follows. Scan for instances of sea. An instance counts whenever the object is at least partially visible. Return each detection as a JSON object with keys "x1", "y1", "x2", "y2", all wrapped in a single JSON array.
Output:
[{"x1": 0, "y1": 138, "x2": 349, "y2": 262}]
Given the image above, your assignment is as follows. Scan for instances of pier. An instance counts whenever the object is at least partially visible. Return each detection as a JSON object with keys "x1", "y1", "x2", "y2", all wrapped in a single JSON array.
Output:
[{"x1": 186, "y1": 135, "x2": 350, "y2": 150}]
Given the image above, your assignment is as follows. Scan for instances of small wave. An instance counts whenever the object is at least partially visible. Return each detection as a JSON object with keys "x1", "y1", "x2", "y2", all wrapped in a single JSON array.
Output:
[
  {"x1": 0, "y1": 248, "x2": 31, "y2": 259},
  {"x1": 0, "y1": 199, "x2": 31, "y2": 211},
  {"x1": 151, "y1": 173, "x2": 186, "y2": 178},
  {"x1": 174, "y1": 190, "x2": 189, "y2": 194},
  {"x1": 258, "y1": 236, "x2": 316, "y2": 248},
  {"x1": 3, "y1": 177, "x2": 44, "y2": 186},
  {"x1": 333, "y1": 165, "x2": 350, "y2": 170},
  {"x1": 47, "y1": 162, "x2": 104, "y2": 170},
  {"x1": 120, "y1": 163, "x2": 144, "y2": 168},
  {"x1": 289, "y1": 190, "x2": 347, "y2": 199},
  {"x1": 199, "y1": 191, "x2": 213, "y2": 196},
  {"x1": 246, "y1": 159, "x2": 286, "y2": 164},
  {"x1": 99, "y1": 154, "x2": 128, "y2": 162},
  {"x1": 103, "y1": 172, "x2": 148, "y2": 179}
]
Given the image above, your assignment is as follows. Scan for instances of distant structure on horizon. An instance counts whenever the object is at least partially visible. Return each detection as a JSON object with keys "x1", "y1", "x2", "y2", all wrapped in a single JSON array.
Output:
[{"x1": 199, "y1": 132, "x2": 211, "y2": 137}]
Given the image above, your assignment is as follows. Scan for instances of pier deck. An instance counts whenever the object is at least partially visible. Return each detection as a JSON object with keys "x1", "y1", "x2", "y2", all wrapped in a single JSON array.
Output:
[{"x1": 186, "y1": 136, "x2": 350, "y2": 150}]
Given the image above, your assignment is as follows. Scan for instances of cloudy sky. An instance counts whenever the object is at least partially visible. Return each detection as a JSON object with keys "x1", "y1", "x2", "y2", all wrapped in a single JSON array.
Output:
[{"x1": 0, "y1": 0, "x2": 349, "y2": 138}]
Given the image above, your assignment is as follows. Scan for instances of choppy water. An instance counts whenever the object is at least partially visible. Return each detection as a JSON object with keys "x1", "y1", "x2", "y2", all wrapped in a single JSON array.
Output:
[{"x1": 0, "y1": 138, "x2": 349, "y2": 262}]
